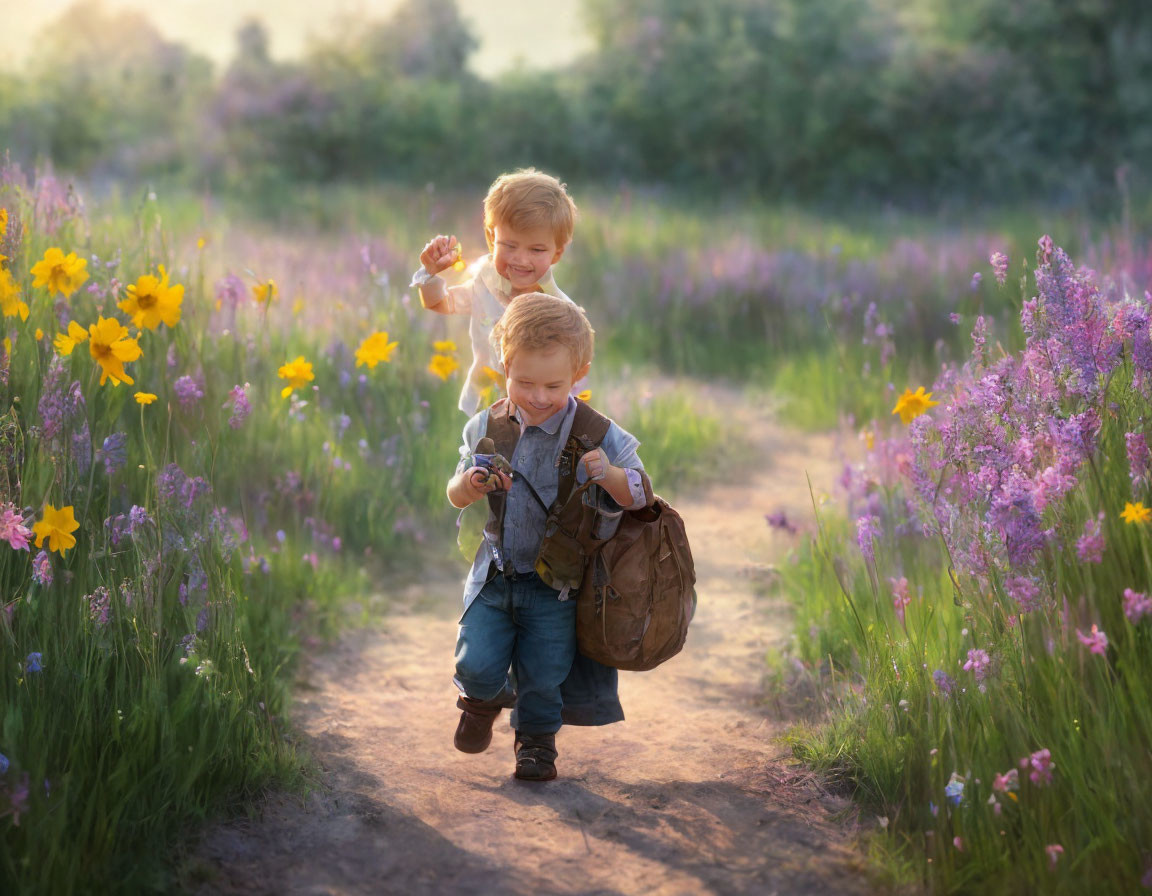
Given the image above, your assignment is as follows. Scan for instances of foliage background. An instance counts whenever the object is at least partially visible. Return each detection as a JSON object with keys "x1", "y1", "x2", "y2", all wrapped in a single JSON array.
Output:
[{"x1": 2, "y1": 0, "x2": 1152, "y2": 202}]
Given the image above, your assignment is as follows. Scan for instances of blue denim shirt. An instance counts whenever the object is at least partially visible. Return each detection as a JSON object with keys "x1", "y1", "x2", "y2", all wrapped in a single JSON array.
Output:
[{"x1": 455, "y1": 396, "x2": 646, "y2": 611}]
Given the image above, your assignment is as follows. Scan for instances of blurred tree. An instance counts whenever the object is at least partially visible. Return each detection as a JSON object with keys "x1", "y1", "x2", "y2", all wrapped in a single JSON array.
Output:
[{"x1": 26, "y1": 0, "x2": 213, "y2": 175}]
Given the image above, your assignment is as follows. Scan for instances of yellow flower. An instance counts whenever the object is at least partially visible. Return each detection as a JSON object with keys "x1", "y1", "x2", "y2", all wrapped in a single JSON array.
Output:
[
  {"x1": 428, "y1": 353, "x2": 460, "y2": 381},
  {"x1": 32, "y1": 503, "x2": 80, "y2": 555},
  {"x1": 291, "y1": 299, "x2": 304, "y2": 317},
  {"x1": 252, "y1": 279, "x2": 277, "y2": 304},
  {"x1": 891, "y1": 386, "x2": 940, "y2": 424},
  {"x1": 135, "y1": 391, "x2": 157, "y2": 405},
  {"x1": 0, "y1": 208, "x2": 7, "y2": 234},
  {"x1": 576, "y1": 389, "x2": 592, "y2": 402},
  {"x1": 355, "y1": 331, "x2": 399, "y2": 368},
  {"x1": 53, "y1": 321, "x2": 90, "y2": 355},
  {"x1": 433, "y1": 340, "x2": 458, "y2": 354},
  {"x1": 118, "y1": 265, "x2": 183, "y2": 331},
  {"x1": 278, "y1": 355, "x2": 314, "y2": 398},
  {"x1": 0, "y1": 267, "x2": 28, "y2": 321},
  {"x1": 1121, "y1": 501, "x2": 1152, "y2": 525},
  {"x1": 30, "y1": 247, "x2": 89, "y2": 299},
  {"x1": 197, "y1": 236, "x2": 206, "y2": 250},
  {"x1": 35, "y1": 328, "x2": 43, "y2": 341},
  {"x1": 87, "y1": 316, "x2": 142, "y2": 386}
]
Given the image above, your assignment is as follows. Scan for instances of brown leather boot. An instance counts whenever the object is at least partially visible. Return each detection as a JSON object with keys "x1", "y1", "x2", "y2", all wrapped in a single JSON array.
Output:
[
  {"x1": 454, "y1": 694, "x2": 512, "y2": 754},
  {"x1": 513, "y1": 732, "x2": 558, "y2": 781}
]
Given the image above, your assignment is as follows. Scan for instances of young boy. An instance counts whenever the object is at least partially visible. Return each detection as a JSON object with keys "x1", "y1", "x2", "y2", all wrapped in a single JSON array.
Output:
[
  {"x1": 447, "y1": 293, "x2": 652, "y2": 781},
  {"x1": 412, "y1": 168, "x2": 582, "y2": 414}
]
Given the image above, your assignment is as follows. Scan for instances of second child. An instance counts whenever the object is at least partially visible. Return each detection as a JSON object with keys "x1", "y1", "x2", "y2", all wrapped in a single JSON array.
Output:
[{"x1": 412, "y1": 168, "x2": 581, "y2": 414}]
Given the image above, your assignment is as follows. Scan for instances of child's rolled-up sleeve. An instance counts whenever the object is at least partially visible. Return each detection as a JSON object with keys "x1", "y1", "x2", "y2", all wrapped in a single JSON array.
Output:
[{"x1": 579, "y1": 422, "x2": 652, "y2": 511}]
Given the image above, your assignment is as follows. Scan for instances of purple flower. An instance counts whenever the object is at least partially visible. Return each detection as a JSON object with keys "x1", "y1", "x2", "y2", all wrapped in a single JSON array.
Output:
[
  {"x1": 944, "y1": 773, "x2": 965, "y2": 805},
  {"x1": 969, "y1": 272, "x2": 982, "y2": 291},
  {"x1": 1076, "y1": 512, "x2": 1106, "y2": 563},
  {"x1": 932, "y1": 669, "x2": 956, "y2": 697},
  {"x1": 990, "y1": 251, "x2": 1009, "y2": 285},
  {"x1": 890, "y1": 576, "x2": 911, "y2": 624},
  {"x1": 765, "y1": 510, "x2": 798, "y2": 534},
  {"x1": 1127, "y1": 432, "x2": 1150, "y2": 487},
  {"x1": 223, "y1": 383, "x2": 251, "y2": 429},
  {"x1": 0, "y1": 753, "x2": 8, "y2": 775},
  {"x1": 215, "y1": 273, "x2": 246, "y2": 310},
  {"x1": 1123, "y1": 588, "x2": 1152, "y2": 624},
  {"x1": 31, "y1": 550, "x2": 52, "y2": 586},
  {"x1": 25, "y1": 652, "x2": 42, "y2": 674},
  {"x1": 87, "y1": 586, "x2": 111, "y2": 627},
  {"x1": 1076, "y1": 624, "x2": 1108, "y2": 655},
  {"x1": 962, "y1": 648, "x2": 992, "y2": 682},
  {"x1": 174, "y1": 376, "x2": 204, "y2": 409},
  {"x1": 129, "y1": 505, "x2": 152, "y2": 534},
  {"x1": 856, "y1": 514, "x2": 882, "y2": 564},
  {"x1": 1020, "y1": 748, "x2": 1054, "y2": 786},
  {"x1": 99, "y1": 432, "x2": 127, "y2": 476},
  {"x1": 1005, "y1": 576, "x2": 1043, "y2": 613},
  {"x1": 37, "y1": 358, "x2": 71, "y2": 441}
]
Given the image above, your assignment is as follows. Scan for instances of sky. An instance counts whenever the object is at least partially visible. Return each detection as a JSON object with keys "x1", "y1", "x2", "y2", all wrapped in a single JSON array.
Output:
[{"x1": 4, "y1": 0, "x2": 594, "y2": 77}]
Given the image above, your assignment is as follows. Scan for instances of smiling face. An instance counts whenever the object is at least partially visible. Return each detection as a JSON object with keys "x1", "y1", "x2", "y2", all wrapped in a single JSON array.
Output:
[
  {"x1": 490, "y1": 223, "x2": 565, "y2": 294},
  {"x1": 505, "y1": 343, "x2": 590, "y2": 427}
]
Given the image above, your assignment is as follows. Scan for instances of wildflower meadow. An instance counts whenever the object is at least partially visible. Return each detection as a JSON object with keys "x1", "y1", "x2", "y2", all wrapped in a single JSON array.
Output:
[{"x1": 779, "y1": 236, "x2": 1152, "y2": 894}]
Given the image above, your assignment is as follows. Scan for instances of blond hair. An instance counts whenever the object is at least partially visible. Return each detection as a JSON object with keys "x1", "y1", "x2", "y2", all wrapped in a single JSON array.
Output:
[
  {"x1": 493, "y1": 293, "x2": 595, "y2": 374},
  {"x1": 483, "y1": 168, "x2": 578, "y2": 250}
]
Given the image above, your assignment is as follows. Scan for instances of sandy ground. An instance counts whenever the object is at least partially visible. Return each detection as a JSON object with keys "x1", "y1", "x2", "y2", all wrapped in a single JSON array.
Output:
[{"x1": 187, "y1": 385, "x2": 870, "y2": 896}]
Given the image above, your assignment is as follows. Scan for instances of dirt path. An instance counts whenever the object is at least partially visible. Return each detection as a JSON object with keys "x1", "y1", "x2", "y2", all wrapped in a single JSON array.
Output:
[{"x1": 188, "y1": 383, "x2": 869, "y2": 895}]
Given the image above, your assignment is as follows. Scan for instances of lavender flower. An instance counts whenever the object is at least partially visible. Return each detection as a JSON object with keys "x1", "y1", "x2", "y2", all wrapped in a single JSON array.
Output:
[
  {"x1": 1123, "y1": 588, "x2": 1152, "y2": 624},
  {"x1": 856, "y1": 514, "x2": 882, "y2": 565},
  {"x1": 25, "y1": 652, "x2": 42, "y2": 674},
  {"x1": 1005, "y1": 576, "x2": 1043, "y2": 613},
  {"x1": 990, "y1": 251, "x2": 1009, "y2": 285},
  {"x1": 1076, "y1": 513, "x2": 1106, "y2": 564},
  {"x1": 933, "y1": 669, "x2": 956, "y2": 697},
  {"x1": 223, "y1": 383, "x2": 251, "y2": 429},
  {"x1": 962, "y1": 648, "x2": 992, "y2": 683},
  {"x1": 174, "y1": 375, "x2": 204, "y2": 409},
  {"x1": 31, "y1": 550, "x2": 52, "y2": 586},
  {"x1": 87, "y1": 586, "x2": 111, "y2": 627},
  {"x1": 1127, "y1": 432, "x2": 1150, "y2": 487},
  {"x1": 99, "y1": 433, "x2": 127, "y2": 476}
]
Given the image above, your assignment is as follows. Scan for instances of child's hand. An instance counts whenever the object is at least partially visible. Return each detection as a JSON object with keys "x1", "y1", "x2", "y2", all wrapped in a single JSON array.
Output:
[
  {"x1": 464, "y1": 465, "x2": 513, "y2": 501},
  {"x1": 420, "y1": 234, "x2": 460, "y2": 276},
  {"x1": 582, "y1": 449, "x2": 610, "y2": 482}
]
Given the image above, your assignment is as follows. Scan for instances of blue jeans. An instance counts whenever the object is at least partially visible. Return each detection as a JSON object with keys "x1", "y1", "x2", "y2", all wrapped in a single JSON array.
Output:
[{"x1": 454, "y1": 571, "x2": 577, "y2": 736}]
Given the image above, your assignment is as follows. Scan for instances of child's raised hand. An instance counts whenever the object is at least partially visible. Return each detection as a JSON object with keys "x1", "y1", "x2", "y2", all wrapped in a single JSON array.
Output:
[
  {"x1": 582, "y1": 449, "x2": 609, "y2": 482},
  {"x1": 420, "y1": 234, "x2": 460, "y2": 275}
]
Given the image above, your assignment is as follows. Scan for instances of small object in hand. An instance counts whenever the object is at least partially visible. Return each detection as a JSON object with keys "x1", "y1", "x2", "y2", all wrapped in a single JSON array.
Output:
[{"x1": 469, "y1": 437, "x2": 513, "y2": 489}]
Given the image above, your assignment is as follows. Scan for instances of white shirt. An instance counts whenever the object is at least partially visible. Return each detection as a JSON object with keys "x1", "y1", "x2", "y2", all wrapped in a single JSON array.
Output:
[{"x1": 411, "y1": 256, "x2": 581, "y2": 414}]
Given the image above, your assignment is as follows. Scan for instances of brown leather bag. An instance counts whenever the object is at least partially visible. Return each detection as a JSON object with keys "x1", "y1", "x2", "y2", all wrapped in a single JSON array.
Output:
[
  {"x1": 483, "y1": 398, "x2": 696, "y2": 671},
  {"x1": 575, "y1": 495, "x2": 696, "y2": 671}
]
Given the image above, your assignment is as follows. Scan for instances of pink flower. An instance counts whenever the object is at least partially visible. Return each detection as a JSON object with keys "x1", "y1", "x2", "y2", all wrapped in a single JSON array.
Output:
[
  {"x1": 992, "y1": 769, "x2": 1019, "y2": 793},
  {"x1": 962, "y1": 648, "x2": 992, "y2": 681},
  {"x1": 1046, "y1": 843, "x2": 1064, "y2": 870},
  {"x1": 1076, "y1": 624, "x2": 1108, "y2": 655},
  {"x1": 990, "y1": 251, "x2": 1009, "y2": 285},
  {"x1": 1123, "y1": 588, "x2": 1152, "y2": 624},
  {"x1": 1020, "y1": 748, "x2": 1054, "y2": 786},
  {"x1": 1075, "y1": 512, "x2": 1105, "y2": 564},
  {"x1": 890, "y1": 576, "x2": 911, "y2": 624},
  {"x1": 0, "y1": 503, "x2": 32, "y2": 551},
  {"x1": 953, "y1": 836, "x2": 964, "y2": 852}
]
